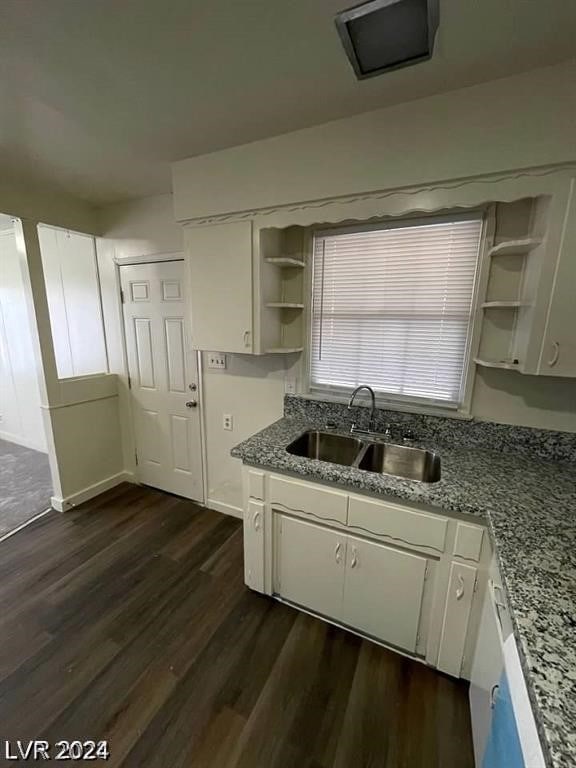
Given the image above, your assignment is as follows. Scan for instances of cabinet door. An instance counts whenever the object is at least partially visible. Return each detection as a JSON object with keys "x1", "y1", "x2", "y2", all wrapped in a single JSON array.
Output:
[
  {"x1": 184, "y1": 221, "x2": 253, "y2": 353},
  {"x1": 538, "y1": 178, "x2": 576, "y2": 376},
  {"x1": 244, "y1": 500, "x2": 265, "y2": 592},
  {"x1": 437, "y1": 562, "x2": 477, "y2": 677},
  {"x1": 275, "y1": 515, "x2": 346, "y2": 620},
  {"x1": 342, "y1": 535, "x2": 427, "y2": 653},
  {"x1": 469, "y1": 582, "x2": 505, "y2": 767}
]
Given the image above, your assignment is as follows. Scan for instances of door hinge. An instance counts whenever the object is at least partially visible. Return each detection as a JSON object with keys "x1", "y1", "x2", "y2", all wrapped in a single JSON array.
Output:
[
  {"x1": 134, "y1": 450, "x2": 138, "y2": 466},
  {"x1": 424, "y1": 561, "x2": 430, "y2": 581},
  {"x1": 120, "y1": 289, "x2": 125, "y2": 304},
  {"x1": 473, "y1": 574, "x2": 479, "y2": 593},
  {"x1": 127, "y1": 374, "x2": 132, "y2": 389}
]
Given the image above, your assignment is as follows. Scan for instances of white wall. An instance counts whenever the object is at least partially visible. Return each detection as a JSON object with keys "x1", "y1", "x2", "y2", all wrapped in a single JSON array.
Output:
[
  {"x1": 12, "y1": 219, "x2": 125, "y2": 511},
  {"x1": 0, "y1": 228, "x2": 47, "y2": 451},
  {"x1": 173, "y1": 61, "x2": 576, "y2": 222},
  {"x1": 0, "y1": 178, "x2": 97, "y2": 234},
  {"x1": 202, "y1": 354, "x2": 285, "y2": 515},
  {"x1": 472, "y1": 368, "x2": 576, "y2": 432}
]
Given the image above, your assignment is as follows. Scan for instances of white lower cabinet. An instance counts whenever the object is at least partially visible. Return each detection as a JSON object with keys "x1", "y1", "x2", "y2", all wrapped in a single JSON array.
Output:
[
  {"x1": 342, "y1": 534, "x2": 427, "y2": 653},
  {"x1": 437, "y1": 561, "x2": 478, "y2": 677},
  {"x1": 244, "y1": 499, "x2": 265, "y2": 592},
  {"x1": 275, "y1": 514, "x2": 428, "y2": 655},
  {"x1": 276, "y1": 515, "x2": 346, "y2": 619},
  {"x1": 244, "y1": 468, "x2": 488, "y2": 678}
]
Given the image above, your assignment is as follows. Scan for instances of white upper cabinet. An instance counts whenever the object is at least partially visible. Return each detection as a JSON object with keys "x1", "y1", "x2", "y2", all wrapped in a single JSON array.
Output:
[
  {"x1": 537, "y1": 178, "x2": 576, "y2": 376},
  {"x1": 184, "y1": 221, "x2": 254, "y2": 353},
  {"x1": 475, "y1": 176, "x2": 576, "y2": 378}
]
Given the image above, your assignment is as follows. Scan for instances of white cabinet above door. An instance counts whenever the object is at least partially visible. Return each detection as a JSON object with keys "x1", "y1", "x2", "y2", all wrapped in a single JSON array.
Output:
[{"x1": 184, "y1": 221, "x2": 253, "y2": 353}]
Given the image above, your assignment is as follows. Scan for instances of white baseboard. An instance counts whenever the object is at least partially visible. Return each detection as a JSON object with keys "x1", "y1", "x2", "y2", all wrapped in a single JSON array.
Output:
[
  {"x1": 206, "y1": 498, "x2": 243, "y2": 519},
  {"x1": 0, "y1": 430, "x2": 48, "y2": 454},
  {"x1": 51, "y1": 471, "x2": 135, "y2": 512}
]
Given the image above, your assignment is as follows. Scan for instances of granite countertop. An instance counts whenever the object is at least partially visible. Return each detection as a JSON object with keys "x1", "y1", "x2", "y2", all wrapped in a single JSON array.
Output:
[{"x1": 231, "y1": 414, "x2": 576, "y2": 768}]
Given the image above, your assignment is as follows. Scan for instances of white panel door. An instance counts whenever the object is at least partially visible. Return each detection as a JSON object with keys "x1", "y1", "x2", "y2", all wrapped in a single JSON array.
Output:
[
  {"x1": 121, "y1": 261, "x2": 203, "y2": 501},
  {"x1": 275, "y1": 514, "x2": 346, "y2": 620},
  {"x1": 342, "y1": 534, "x2": 427, "y2": 653}
]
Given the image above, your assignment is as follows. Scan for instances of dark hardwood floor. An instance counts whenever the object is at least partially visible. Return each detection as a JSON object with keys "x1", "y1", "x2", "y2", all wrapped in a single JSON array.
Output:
[{"x1": 0, "y1": 483, "x2": 475, "y2": 767}]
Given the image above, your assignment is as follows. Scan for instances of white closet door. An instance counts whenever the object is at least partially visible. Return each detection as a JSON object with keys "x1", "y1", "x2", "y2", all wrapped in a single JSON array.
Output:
[
  {"x1": 38, "y1": 225, "x2": 74, "y2": 378},
  {"x1": 57, "y1": 229, "x2": 107, "y2": 376}
]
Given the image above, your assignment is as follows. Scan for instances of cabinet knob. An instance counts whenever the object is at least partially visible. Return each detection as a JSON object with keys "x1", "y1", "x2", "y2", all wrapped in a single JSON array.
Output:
[
  {"x1": 334, "y1": 542, "x2": 342, "y2": 564},
  {"x1": 548, "y1": 341, "x2": 560, "y2": 367},
  {"x1": 456, "y1": 574, "x2": 465, "y2": 600},
  {"x1": 350, "y1": 546, "x2": 358, "y2": 569},
  {"x1": 490, "y1": 684, "x2": 500, "y2": 709}
]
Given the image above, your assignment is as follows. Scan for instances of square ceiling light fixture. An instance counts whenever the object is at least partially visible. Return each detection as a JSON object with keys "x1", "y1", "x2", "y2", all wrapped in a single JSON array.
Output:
[{"x1": 335, "y1": 0, "x2": 439, "y2": 80}]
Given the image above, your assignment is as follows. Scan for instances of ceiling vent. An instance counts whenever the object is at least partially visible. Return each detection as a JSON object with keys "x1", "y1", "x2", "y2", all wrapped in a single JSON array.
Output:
[{"x1": 335, "y1": 0, "x2": 439, "y2": 80}]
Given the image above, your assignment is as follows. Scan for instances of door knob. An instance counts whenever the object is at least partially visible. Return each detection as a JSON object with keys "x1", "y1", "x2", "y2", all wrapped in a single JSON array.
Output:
[{"x1": 185, "y1": 400, "x2": 198, "y2": 408}]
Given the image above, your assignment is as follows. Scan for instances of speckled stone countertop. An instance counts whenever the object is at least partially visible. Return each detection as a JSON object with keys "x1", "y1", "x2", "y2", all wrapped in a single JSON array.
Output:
[{"x1": 231, "y1": 400, "x2": 576, "y2": 768}]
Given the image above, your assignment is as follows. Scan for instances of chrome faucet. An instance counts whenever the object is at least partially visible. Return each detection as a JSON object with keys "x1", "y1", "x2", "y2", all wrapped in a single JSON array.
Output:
[{"x1": 348, "y1": 385, "x2": 376, "y2": 434}]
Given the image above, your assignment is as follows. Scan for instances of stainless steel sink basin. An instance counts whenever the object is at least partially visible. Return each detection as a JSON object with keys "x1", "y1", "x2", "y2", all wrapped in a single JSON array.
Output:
[
  {"x1": 358, "y1": 441, "x2": 441, "y2": 483},
  {"x1": 286, "y1": 431, "x2": 364, "y2": 466}
]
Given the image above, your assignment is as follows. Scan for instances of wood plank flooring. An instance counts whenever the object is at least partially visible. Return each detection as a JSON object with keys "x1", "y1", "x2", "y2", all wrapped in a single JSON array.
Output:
[{"x1": 0, "y1": 483, "x2": 475, "y2": 767}]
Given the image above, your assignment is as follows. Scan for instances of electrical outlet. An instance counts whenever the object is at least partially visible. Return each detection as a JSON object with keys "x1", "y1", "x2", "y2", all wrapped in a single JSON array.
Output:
[
  {"x1": 223, "y1": 413, "x2": 233, "y2": 431},
  {"x1": 284, "y1": 378, "x2": 297, "y2": 394},
  {"x1": 208, "y1": 352, "x2": 226, "y2": 369}
]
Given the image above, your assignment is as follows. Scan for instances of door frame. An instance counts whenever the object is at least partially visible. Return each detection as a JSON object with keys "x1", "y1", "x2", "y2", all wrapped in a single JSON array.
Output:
[{"x1": 116, "y1": 253, "x2": 208, "y2": 505}]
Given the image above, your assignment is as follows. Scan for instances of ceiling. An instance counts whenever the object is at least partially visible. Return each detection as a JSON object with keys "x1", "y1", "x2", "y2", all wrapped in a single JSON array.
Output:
[{"x1": 1, "y1": 0, "x2": 575, "y2": 206}]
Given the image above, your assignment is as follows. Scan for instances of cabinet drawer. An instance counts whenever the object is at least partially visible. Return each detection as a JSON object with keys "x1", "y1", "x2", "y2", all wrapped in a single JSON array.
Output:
[
  {"x1": 269, "y1": 475, "x2": 348, "y2": 525},
  {"x1": 454, "y1": 522, "x2": 484, "y2": 562},
  {"x1": 348, "y1": 495, "x2": 447, "y2": 553}
]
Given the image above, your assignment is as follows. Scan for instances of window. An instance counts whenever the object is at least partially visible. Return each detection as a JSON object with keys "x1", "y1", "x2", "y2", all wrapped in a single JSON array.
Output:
[{"x1": 310, "y1": 216, "x2": 483, "y2": 409}]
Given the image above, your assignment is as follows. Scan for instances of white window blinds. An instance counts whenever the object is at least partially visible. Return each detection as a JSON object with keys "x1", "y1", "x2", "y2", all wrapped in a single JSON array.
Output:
[{"x1": 310, "y1": 218, "x2": 483, "y2": 407}]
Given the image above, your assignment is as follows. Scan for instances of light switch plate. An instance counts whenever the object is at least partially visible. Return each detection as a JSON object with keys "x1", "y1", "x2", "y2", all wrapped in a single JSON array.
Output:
[{"x1": 208, "y1": 352, "x2": 226, "y2": 369}]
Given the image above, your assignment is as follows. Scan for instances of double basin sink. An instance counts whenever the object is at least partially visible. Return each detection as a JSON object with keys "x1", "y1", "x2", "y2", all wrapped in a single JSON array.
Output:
[{"x1": 286, "y1": 430, "x2": 441, "y2": 483}]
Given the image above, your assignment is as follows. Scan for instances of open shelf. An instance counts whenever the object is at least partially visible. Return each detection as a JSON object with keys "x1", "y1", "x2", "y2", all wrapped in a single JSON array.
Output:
[
  {"x1": 481, "y1": 300, "x2": 529, "y2": 309},
  {"x1": 474, "y1": 357, "x2": 520, "y2": 370},
  {"x1": 264, "y1": 346, "x2": 304, "y2": 354},
  {"x1": 488, "y1": 238, "x2": 541, "y2": 257},
  {"x1": 265, "y1": 302, "x2": 304, "y2": 309},
  {"x1": 264, "y1": 257, "x2": 306, "y2": 268}
]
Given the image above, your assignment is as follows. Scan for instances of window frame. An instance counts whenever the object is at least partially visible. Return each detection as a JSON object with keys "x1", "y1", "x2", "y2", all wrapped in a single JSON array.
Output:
[{"x1": 304, "y1": 209, "x2": 490, "y2": 418}]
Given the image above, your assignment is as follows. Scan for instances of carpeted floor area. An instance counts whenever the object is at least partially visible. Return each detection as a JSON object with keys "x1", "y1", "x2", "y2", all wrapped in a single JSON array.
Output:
[{"x1": 0, "y1": 439, "x2": 52, "y2": 537}]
